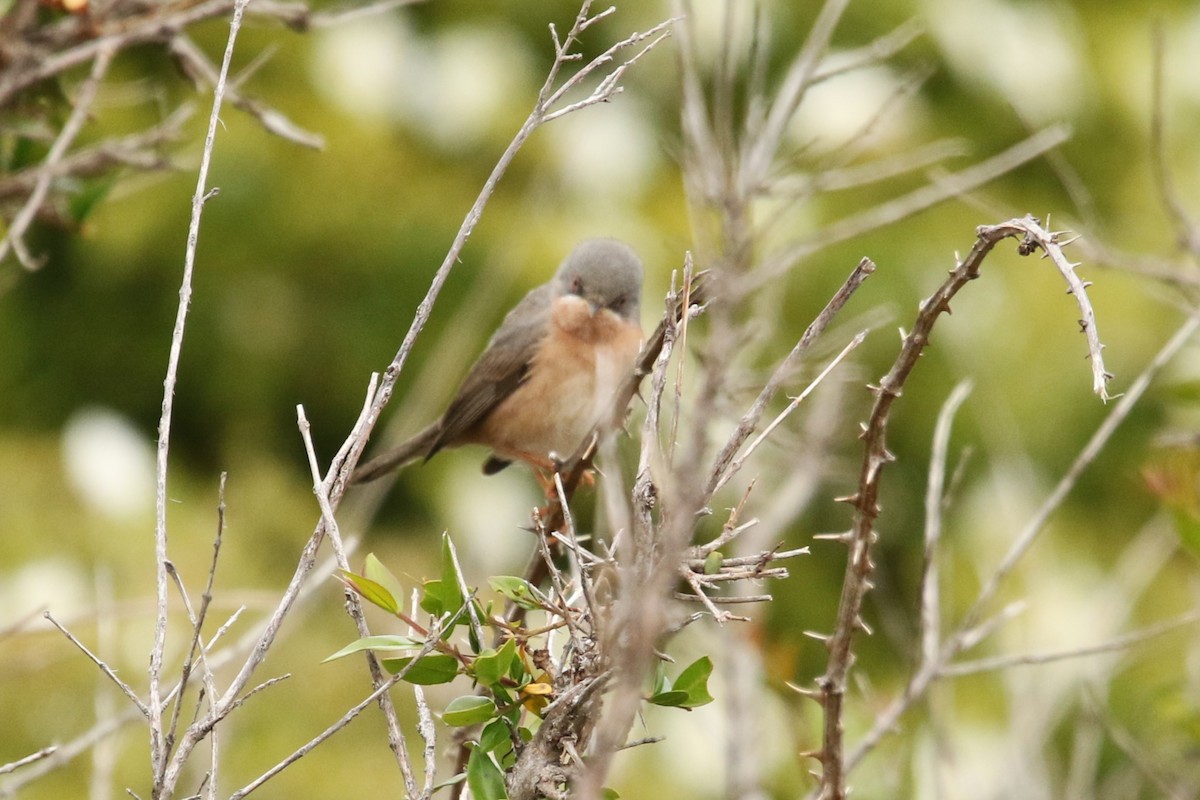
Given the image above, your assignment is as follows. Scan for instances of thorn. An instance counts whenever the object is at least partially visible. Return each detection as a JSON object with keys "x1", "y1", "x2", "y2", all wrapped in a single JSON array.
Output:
[
  {"x1": 1078, "y1": 319, "x2": 1088, "y2": 332},
  {"x1": 1082, "y1": 280, "x2": 1093, "y2": 288},
  {"x1": 855, "y1": 616, "x2": 874, "y2": 635},
  {"x1": 833, "y1": 494, "x2": 860, "y2": 506},
  {"x1": 1059, "y1": 234, "x2": 1082, "y2": 247},
  {"x1": 1065, "y1": 287, "x2": 1074, "y2": 295},
  {"x1": 898, "y1": 327, "x2": 907, "y2": 341},
  {"x1": 882, "y1": 448, "x2": 897, "y2": 463},
  {"x1": 785, "y1": 682, "x2": 826, "y2": 702},
  {"x1": 814, "y1": 530, "x2": 854, "y2": 543},
  {"x1": 799, "y1": 749, "x2": 825, "y2": 762},
  {"x1": 1103, "y1": 371, "x2": 1115, "y2": 381},
  {"x1": 858, "y1": 421, "x2": 868, "y2": 434},
  {"x1": 862, "y1": 579, "x2": 875, "y2": 591},
  {"x1": 803, "y1": 630, "x2": 831, "y2": 647}
]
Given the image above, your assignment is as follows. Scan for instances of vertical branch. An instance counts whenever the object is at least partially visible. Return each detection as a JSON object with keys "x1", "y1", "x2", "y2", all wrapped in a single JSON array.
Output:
[
  {"x1": 150, "y1": 0, "x2": 249, "y2": 792},
  {"x1": 920, "y1": 382, "x2": 971, "y2": 667},
  {"x1": 812, "y1": 217, "x2": 1110, "y2": 799},
  {"x1": 740, "y1": 0, "x2": 851, "y2": 187},
  {"x1": 1149, "y1": 23, "x2": 1200, "y2": 255}
]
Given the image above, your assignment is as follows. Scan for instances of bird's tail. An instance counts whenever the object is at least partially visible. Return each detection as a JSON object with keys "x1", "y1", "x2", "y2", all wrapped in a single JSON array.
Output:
[{"x1": 351, "y1": 422, "x2": 441, "y2": 484}]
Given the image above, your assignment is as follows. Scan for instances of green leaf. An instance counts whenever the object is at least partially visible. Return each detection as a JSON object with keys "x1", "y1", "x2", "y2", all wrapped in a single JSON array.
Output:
[
  {"x1": 383, "y1": 653, "x2": 460, "y2": 685},
  {"x1": 672, "y1": 656, "x2": 715, "y2": 708},
  {"x1": 474, "y1": 638, "x2": 518, "y2": 687},
  {"x1": 420, "y1": 579, "x2": 453, "y2": 617},
  {"x1": 478, "y1": 718, "x2": 512, "y2": 755},
  {"x1": 648, "y1": 657, "x2": 714, "y2": 708},
  {"x1": 339, "y1": 570, "x2": 399, "y2": 615},
  {"x1": 651, "y1": 660, "x2": 669, "y2": 695},
  {"x1": 67, "y1": 175, "x2": 116, "y2": 224},
  {"x1": 466, "y1": 746, "x2": 508, "y2": 800},
  {"x1": 431, "y1": 773, "x2": 467, "y2": 793},
  {"x1": 364, "y1": 554, "x2": 406, "y2": 609},
  {"x1": 440, "y1": 533, "x2": 466, "y2": 616},
  {"x1": 322, "y1": 634, "x2": 422, "y2": 663},
  {"x1": 647, "y1": 689, "x2": 690, "y2": 707},
  {"x1": 489, "y1": 576, "x2": 541, "y2": 609},
  {"x1": 601, "y1": 789, "x2": 621, "y2": 800},
  {"x1": 444, "y1": 695, "x2": 497, "y2": 727},
  {"x1": 703, "y1": 551, "x2": 725, "y2": 575},
  {"x1": 1171, "y1": 508, "x2": 1200, "y2": 558}
]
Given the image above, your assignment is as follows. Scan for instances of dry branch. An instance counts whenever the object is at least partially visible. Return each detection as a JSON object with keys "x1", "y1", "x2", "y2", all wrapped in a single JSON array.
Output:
[{"x1": 810, "y1": 215, "x2": 1111, "y2": 800}]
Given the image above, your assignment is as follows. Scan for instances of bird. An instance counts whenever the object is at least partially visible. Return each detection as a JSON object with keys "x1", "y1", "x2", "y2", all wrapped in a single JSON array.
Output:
[{"x1": 352, "y1": 238, "x2": 644, "y2": 484}]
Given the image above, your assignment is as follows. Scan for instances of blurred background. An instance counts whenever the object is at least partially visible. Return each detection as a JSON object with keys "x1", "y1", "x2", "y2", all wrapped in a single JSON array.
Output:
[{"x1": 2, "y1": 0, "x2": 1200, "y2": 797}]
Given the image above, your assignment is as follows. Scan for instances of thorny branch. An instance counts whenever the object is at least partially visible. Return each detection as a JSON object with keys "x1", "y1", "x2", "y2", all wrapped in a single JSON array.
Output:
[
  {"x1": 837, "y1": 311, "x2": 1200, "y2": 782},
  {"x1": 807, "y1": 215, "x2": 1112, "y2": 800}
]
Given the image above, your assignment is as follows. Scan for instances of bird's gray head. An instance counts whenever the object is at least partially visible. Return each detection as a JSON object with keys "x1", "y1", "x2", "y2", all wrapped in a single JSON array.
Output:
[{"x1": 554, "y1": 238, "x2": 643, "y2": 321}]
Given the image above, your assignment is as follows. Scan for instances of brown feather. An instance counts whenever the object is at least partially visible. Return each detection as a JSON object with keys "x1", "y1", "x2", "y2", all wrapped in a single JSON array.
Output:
[{"x1": 428, "y1": 282, "x2": 554, "y2": 455}]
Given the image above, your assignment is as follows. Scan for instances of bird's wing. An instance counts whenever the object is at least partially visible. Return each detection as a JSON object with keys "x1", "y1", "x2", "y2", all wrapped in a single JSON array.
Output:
[{"x1": 428, "y1": 283, "x2": 554, "y2": 456}]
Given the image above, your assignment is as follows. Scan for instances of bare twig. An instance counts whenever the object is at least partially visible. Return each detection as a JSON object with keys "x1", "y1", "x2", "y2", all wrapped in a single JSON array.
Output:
[
  {"x1": 226, "y1": 673, "x2": 406, "y2": 800},
  {"x1": 297, "y1": 390, "x2": 418, "y2": 794},
  {"x1": 940, "y1": 608, "x2": 1200, "y2": 677},
  {"x1": 44, "y1": 612, "x2": 149, "y2": 718},
  {"x1": 756, "y1": 126, "x2": 1073, "y2": 288},
  {"x1": 1149, "y1": 23, "x2": 1200, "y2": 256},
  {"x1": 163, "y1": 474, "x2": 227, "y2": 783},
  {"x1": 168, "y1": 36, "x2": 324, "y2": 149},
  {"x1": 0, "y1": 746, "x2": 58, "y2": 776},
  {"x1": 741, "y1": 0, "x2": 851, "y2": 185},
  {"x1": 0, "y1": 105, "x2": 192, "y2": 205},
  {"x1": 809, "y1": 18, "x2": 924, "y2": 86},
  {"x1": 711, "y1": 329, "x2": 867, "y2": 497},
  {"x1": 149, "y1": 0, "x2": 249, "y2": 792},
  {"x1": 961, "y1": 309, "x2": 1199, "y2": 631},
  {"x1": 705, "y1": 257, "x2": 876, "y2": 500},
  {"x1": 0, "y1": 46, "x2": 114, "y2": 269},
  {"x1": 920, "y1": 382, "x2": 972, "y2": 665}
]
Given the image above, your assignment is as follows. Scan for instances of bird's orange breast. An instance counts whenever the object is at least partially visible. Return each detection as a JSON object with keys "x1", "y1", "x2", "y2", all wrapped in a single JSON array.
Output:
[{"x1": 473, "y1": 295, "x2": 642, "y2": 465}]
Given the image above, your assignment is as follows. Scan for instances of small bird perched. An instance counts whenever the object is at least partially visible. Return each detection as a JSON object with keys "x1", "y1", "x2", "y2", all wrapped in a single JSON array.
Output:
[{"x1": 352, "y1": 238, "x2": 644, "y2": 484}]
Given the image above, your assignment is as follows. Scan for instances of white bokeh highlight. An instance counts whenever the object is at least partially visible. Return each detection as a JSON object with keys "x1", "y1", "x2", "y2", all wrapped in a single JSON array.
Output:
[
  {"x1": 61, "y1": 406, "x2": 155, "y2": 518},
  {"x1": 312, "y1": 17, "x2": 533, "y2": 149},
  {"x1": 925, "y1": 0, "x2": 1089, "y2": 123}
]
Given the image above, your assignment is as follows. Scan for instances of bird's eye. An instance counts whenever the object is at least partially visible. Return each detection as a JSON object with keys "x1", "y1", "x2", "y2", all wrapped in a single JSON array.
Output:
[
  {"x1": 610, "y1": 294, "x2": 626, "y2": 310},
  {"x1": 570, "y1": 276, "x2": 584, "y2": 294}
]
